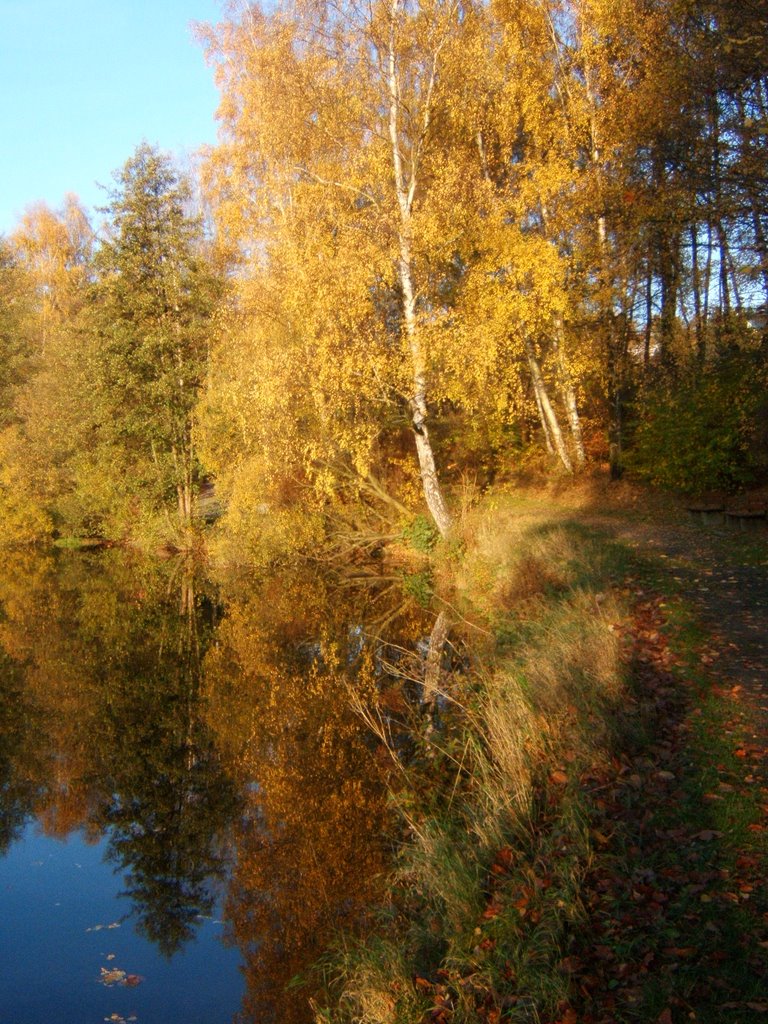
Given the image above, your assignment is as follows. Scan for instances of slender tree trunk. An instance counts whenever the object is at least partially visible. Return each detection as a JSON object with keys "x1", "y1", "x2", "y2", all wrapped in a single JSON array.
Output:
[
  {"x1": 580, "y1": 34, "x2": 626, "y2": 470},
  {"x1": 603, "y1": 318, "x2": 625, "y2": 480},
  {"x1": 533, "y1": 383, "x2": 555, "y2": 454},
  {"x1": 476, "y1": 130, "x2": 491, "y2": 183},
  {"x1": 658, "y1": 234, "x2": 679, "y2": 360},
  {"x1": 553, "y1": 320, "x2": 586, "y2": 468},
  {"x1": 703, "y1": 218, "x2": 714, "y2": 326},
  {"x1": 713, "y1": 212, "x2": 742, "y2": 315},
  {"x1": 539, "y1": 194, "x2": 586, "y2": 468},
  {"x1": 750, "y1": 207, "x2": 768, "y2": 304},
  {"x1": 657, "y1": 217, "x2": 680, "y2": 362},
  {"x1": 180, "y1": 570, "x2": 195, "y2": 617},
  {"x1": 173, "y1": 438, "x2": 193, "y2": 528},
  {"x1": 648, "y1": 144, "x2": 680, "y2": 364},
  {"x1": 185, "y1": 421, "x2": 194, "y2": 523},
  {"x1": 525, "y1": 340, "x2": 573, "y2": 472},
  {"x1": 398, "y1": 229, "x2": 452, "y2": 536},
  {"x1": 716, "y1": 218, "x2": 731, "y2": 314},
  {"x1": 644, "y1": 258, "x2": 653, "y2": 368},
  {"x1": 708, "y1": 95, "x2": 732, "y2": 335},
  {"x1": 423, "y1": 609, "x2": 449, "y2": 705},
  {"x1": 690, "y1": 224, "x2": 705, "y2": 365},
  {"x1": 726, "y1": 236, "x2": 743, "y2": 312},
  {"x1": 387, "y1": 0, "x2": 452, "y2": 537}
]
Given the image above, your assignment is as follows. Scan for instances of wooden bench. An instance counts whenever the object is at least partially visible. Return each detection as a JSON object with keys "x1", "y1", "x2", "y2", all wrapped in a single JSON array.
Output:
[
  {"x1": 686, "y1": 505, "x2": 725, "y2": 526},
  {"x1": 724, "y1": 509, "x2": 767, "y2": 533}
]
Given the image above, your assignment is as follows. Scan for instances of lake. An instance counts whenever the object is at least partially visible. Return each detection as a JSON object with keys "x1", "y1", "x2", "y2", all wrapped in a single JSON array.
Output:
[{"x1": 0, "y1": 547, "x2": 420, "y2": 1023}]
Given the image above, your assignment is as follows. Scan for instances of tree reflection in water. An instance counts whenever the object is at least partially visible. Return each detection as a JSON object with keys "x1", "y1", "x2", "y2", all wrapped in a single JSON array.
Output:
[
  {"x1": 203, "y1": 568, "x2": 426, "y2": 1023},
  {"x1": 0, "y1": 548, "x2": 430, "y2": 1022},
  {"x1": 0, "y1": 548, "x2": 240, "y2": 956}
]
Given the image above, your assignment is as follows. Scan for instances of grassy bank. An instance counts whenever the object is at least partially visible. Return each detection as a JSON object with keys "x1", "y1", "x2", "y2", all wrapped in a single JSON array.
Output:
[{"x1": 313, "y1": 489, "x2": 768, "y2": 1024}]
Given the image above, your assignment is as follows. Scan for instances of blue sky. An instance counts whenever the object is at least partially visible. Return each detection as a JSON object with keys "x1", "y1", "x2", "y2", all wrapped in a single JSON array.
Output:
[{"x1": 0, "y1": 0, "x2": 225, "y2": 235}]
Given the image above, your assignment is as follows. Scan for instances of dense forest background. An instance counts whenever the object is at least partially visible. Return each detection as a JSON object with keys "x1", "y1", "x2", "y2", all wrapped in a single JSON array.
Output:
[{"x1": 1, "y1": 0, "x2": 766, "y2": 557}]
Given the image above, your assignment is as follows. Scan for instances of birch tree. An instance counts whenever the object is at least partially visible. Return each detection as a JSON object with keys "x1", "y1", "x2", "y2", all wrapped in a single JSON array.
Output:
[
  {"x1": 0, "y1": 200, "x2": 96, "y2": 540},
  {"x1": 201, "y1": 0, "x2": 470, "y2": 536}
]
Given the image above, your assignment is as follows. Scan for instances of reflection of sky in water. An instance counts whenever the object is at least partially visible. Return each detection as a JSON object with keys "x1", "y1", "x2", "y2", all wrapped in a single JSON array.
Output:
[{"x1": 0, "y1": 824, "x2": 243, "y2": 1024}]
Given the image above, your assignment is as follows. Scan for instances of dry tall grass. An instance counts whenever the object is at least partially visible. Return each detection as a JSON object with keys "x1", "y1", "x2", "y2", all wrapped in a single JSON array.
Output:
[{"x1": 319, "y1": 493, "x2": 632, "y2": 1024}]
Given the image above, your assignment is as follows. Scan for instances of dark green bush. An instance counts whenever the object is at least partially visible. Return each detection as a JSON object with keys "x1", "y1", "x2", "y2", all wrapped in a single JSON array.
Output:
[
  {"x1": 628, "y1": 351, "x2": 767, "y2": 494},
  {"x1": 402, "y1": 514, "x2": 439, "y2": 554}
]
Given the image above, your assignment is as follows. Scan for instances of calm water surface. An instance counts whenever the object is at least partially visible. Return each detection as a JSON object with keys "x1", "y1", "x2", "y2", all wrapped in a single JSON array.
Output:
[{"x1": 0, "y1": 548, "x2": 412, "y2": 1023}]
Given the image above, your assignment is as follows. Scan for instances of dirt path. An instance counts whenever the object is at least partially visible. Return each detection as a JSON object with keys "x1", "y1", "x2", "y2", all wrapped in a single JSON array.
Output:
[
  {"x1": 584, "y1": 508, "x2": 768, "y2": 738},
  {"x1": 563, "y1": 506, "x2": 768, "y2": 1023}
]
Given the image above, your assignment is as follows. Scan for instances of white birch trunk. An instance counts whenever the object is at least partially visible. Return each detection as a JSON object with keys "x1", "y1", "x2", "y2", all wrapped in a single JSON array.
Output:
[
  {"x1": 533, "y1": 382, "x2": 555, "y2": 454},
  {"x1": 525, "y1": 340, "x2": 573, "y2": 473},
  {"x1": 387, "y1": 0, "x2": 452, "y2": 537},
  {"x1": 553, "y1": 321, "x2": 586, "y2": 469},
  {"x1": 423, "y1": 609, "x2": 450, "y2": 705}
]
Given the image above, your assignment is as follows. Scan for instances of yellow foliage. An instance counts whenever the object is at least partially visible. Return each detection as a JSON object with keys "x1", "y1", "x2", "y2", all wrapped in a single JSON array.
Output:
[{"x1": 0, "y1": 426, "x2": 54, "y2": 544}]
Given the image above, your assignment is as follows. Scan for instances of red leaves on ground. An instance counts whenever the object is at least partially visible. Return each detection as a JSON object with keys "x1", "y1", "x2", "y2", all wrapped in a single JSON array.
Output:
[
  {"x1": 490, "y1": 846, "x2": 515, "y2": 874},
  {"x1": 562, "y1": 588, "x2": 768, "y2": 1023},
  {"x1": 556, "y1": 1009, "x2": 578, "y2": 1024},
  {"x1": 481, "y1": 900, "x2": 502, "y2": 920}
]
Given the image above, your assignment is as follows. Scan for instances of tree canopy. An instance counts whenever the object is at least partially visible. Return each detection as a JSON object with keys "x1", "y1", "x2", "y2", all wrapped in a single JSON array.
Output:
[{"x1": 0, "y1": 1, "x2": 765, "y2": 551}]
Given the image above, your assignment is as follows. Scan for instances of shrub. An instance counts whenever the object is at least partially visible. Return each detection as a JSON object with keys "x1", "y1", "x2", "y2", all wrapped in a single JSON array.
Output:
[
  {"x1": 401, "y1": 514, "x2": 439, "y2": 554},
  {"x1": 628, "y1": 351, "x2": 767, "y2": 494}
]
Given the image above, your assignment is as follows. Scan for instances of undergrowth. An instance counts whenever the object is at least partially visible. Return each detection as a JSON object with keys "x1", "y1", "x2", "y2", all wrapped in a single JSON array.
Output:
[
  {"x1": 312, "y1": 492, "x2": 768, "y2": 1024},
  {"x1": 314, "y1": 499, "x2": 635, "y2": 1023}
]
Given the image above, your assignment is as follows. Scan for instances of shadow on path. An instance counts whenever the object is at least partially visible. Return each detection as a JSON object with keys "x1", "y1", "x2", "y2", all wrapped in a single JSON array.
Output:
[{"x1": 580, "y1": 508, "x2": 768, "y2": 744}]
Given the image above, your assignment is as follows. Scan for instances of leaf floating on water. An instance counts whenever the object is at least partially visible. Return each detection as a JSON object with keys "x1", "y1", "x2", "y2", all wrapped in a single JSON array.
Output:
[
  {"x1": 100, "y1": 968, "x2": 127, "y2": 986},
  {"x1": 99, "y1": 966, "x2": 144, "y2": 988},
  {"x1": 104, "y1": 1015, "x2": 138, "y2": 1023}
]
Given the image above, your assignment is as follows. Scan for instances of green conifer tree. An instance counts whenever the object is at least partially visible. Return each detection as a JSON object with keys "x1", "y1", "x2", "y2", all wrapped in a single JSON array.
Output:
[{"x1": 94, "y1": 143, "x2": 221, "y2": 534}]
